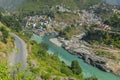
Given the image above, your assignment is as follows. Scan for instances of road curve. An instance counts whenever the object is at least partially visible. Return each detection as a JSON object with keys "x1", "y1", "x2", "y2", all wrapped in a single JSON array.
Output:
[{"x1": 10, "y1": 33, "x2": 27, "y2": 68}]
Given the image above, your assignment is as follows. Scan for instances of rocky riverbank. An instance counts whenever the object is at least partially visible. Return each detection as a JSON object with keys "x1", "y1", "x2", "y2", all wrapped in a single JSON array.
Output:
[
  {"x1": 50, "y1": 38, "x2": 62, "y2": 47},
  {"x1": 64, "y1": 47, "x2": 111, "y2": 72},
  {"x1": 50, "y1": 37, "x2": 120, "y2": 76},
  {"x1": 62, "y1": 46, "x2": 112, "y2": 73}
]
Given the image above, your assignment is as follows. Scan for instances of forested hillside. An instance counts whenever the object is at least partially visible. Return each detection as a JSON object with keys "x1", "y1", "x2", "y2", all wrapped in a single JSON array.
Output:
[
  {"x1": 19, "y1": 0, "x2": 102, "y2": 11},
  {"x1": 0, "y1": 0, "x2": 24, "y2": 11}
]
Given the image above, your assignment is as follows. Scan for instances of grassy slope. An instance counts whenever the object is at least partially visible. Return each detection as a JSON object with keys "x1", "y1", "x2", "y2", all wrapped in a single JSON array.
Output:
[
  {"x1": 17, "y1": 33, "x2": 83, "y2": 80},
  {"x1": 19, "y1": 0, "x2": 78, "y2": 12},
  {"x1": 75, "y1": 0, "x2": 102, "y2": 9},
  {"x1": 0, "y1": 22, "x2": 14, "y2": 62},
  {"x1": 19, "y1": 0, "x2": 102, "y2": 12}
]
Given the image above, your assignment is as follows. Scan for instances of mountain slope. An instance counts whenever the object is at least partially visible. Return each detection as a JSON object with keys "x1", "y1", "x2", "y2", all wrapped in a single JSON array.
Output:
[
  {"x1": 0, "y1": 22, "x2": 14, "y2": 62},
  {"x1": 19, "y1": 0, "x2": 102, "y2": 12},
  {"x1": 0, "y1": 0, "x2": 24, "y2": 11},
  {"x1": 103, "y1": 0, "x2": 120, "y2": 5}
]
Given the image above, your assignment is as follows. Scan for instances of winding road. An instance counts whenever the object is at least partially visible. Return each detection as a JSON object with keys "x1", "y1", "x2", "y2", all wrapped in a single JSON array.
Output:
[{"x1": 10, "y1": 33, "x2": 27, "y2": 68}]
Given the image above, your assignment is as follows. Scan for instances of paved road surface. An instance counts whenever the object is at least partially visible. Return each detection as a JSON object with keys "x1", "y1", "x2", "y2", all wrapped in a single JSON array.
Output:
[{"x1": 10, "y1": 33, "x2": 27, "y2": 68}]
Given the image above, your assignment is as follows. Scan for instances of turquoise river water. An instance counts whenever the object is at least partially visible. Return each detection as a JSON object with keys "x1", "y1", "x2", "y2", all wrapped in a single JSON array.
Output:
[{"x1": 31, "y1": 34, "x2": 120, "y2": 80}]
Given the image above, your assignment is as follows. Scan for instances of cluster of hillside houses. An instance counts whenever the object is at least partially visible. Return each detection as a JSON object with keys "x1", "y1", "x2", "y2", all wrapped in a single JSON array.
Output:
[
  {"x1": 25, "y1": 15, "x2": 68, "y2": 36},
  {"x1": 24, "y1": 5, "x2": 112, "y2": 36}
]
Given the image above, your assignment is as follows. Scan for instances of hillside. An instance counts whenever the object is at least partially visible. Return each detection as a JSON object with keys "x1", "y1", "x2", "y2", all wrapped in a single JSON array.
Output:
[
  {"x1": 0, "y1": 22, "x2": 14, "y2": 62},
  {"x1": 0, "y1": 13, "x2": 85, "y2": 80},
  {"x1": 0, "y1": 0, "x2": 24, "y2": 11},
  {"x1": 0, "y1": 22, "x2": 85, "y2": 80},
  {"x1": 103, "y1": 0, "x2": 120, "y2": 5},
  {"x1": 1, "y1": 0, "x2": 120, "y2": 80},
  {"x1": 19, "y1": 0, "x2": 102, "y2": 12},
  {"x1": 1, "y1": 0, "x2": 120, "y2": 12},
  {"x1": 19, "y1": 0, "x2": 78, "y2": 12}
]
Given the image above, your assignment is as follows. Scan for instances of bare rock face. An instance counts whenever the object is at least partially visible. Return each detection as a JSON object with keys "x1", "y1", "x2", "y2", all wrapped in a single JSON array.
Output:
[
  {"x1": 82, "y1": 54, "x2": 111, "y2": 72},
  {"x1": 65, "y1": 48, "x2": 110, "y2": 72}
]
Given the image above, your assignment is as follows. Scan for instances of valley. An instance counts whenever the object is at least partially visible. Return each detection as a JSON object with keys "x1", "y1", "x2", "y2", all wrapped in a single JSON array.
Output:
[{"x1": 0, "y1": 0, "x2": 120, "y2": 80}]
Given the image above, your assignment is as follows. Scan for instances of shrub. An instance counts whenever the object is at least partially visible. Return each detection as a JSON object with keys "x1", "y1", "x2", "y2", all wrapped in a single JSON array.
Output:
[
  {"x1": 41, "y1": 73, "x2": 51, "y2": 80},
  {"x1": 71, "y1": 60, "x2": 82, "y2": 75},
  {"x1": 53, "y1": 77, "x2": 60, "y2": 80},
  {"x1": 39, "y1": 42, "x2": 49, "y2": 51},
  {"x1": 0, "y1": 26, "x2": 8, "y2": 43},
  {"x1": 60, "y1": 65, "x2": 73, "y2": 76}
]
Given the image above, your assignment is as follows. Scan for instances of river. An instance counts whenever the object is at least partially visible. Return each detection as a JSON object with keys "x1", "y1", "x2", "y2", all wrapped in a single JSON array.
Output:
[{"x1": 31, "y1": 34, "x2": 120, "y2": 80}]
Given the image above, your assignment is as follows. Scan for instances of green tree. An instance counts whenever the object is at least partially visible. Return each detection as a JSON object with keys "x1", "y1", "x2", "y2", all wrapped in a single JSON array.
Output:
[
  {"x1": 39, "y1": 42, "x2": 49, "y2": 51},
  {"x1": 53, "y1": 77, "x2": 60, "y2": 80},
  {"x1": 104, "y1": 14, "x2": 120, "y2": 28},
  {"x1": 71, "y1": 60, "x2": 82, "y2": 75},
  {"x1": 41, "y1": 73, "x2": 51, "y2": 80},
  {"x1": 59, "y1": 26, "x2": 79, "y2": 39},
  {"x1": 0, "y1": 15, "x2": 22, "y2": 32},
  {"x1": 0, "y1": 26, "x2": 9, "y2": 43},
  {"x1": 60, "y1": 65, "x2": 73, "y2": 76}
]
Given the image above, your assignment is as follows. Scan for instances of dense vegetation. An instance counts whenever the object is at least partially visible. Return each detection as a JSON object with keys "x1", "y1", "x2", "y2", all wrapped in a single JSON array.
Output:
[
  {"x1": 28, "y1": 40, "x2": 83, "y2": 80},
  {"x1": 83, "y1": 29, "x2": 120, "y2": 48},
  {"x1": 19, "y1": 0, "x2": 102, "y2": 13},
  {"x1": 93, "y1": 3, "x2": 114, "y2": 20},
  {"x1": 59, "y1": 26, "x2": 79, "y2": 39},
  {"x1": 19, "y1": 0, "x2": 78, "y2": 13},
  {"x1": 104, "y1": 14, "x2": 120, "y2": 28},
  {"x1": 0, "y1": 31, "x2": 84, "y2": 80},
  {"x1": 71, "y1": 60, "x2": 82, "y2": 75},
  {"x1": 0, "y1": 13, "x2": 22, "y2": 32},
  {"x1": 0, "y1": 63, "x2": 36, "y2": 80},
  {"x1": 0, "y1": 26, "x2": 8, "y2": 43},
  {"x1": 0, "y1": 22, "x2": 14, "y2": 63}
]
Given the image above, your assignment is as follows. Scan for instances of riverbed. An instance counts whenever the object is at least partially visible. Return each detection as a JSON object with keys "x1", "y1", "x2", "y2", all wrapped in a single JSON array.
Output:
[{"x1": 31, "y1": 34, "x2": 120, "y2": 80}]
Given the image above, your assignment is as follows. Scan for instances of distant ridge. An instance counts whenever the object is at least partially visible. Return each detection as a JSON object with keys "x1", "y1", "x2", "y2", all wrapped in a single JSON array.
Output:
[
  {"x1": 0, "y1": 0, "x2": 24, "y2": 11},
  {"x1": 103, "y1": 0, "x2": 120, "y2": 6}
]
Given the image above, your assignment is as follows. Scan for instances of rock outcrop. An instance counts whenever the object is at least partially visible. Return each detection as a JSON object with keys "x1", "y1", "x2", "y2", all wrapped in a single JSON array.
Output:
[{"x1": 63, "y1": 45, "x2": 112, "y2": 72}]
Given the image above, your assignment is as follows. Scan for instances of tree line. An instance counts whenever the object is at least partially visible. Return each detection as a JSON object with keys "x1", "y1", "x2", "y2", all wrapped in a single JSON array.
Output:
[
  {"x1": 83, "y1": 29, "x2": 120, "y2": 48},
  {"x1": 0, "y1": 26, "x2": 8, "y2": 43},
  {"x1": 0, "y1": 12, "x2": 22, "y2": 32}
]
